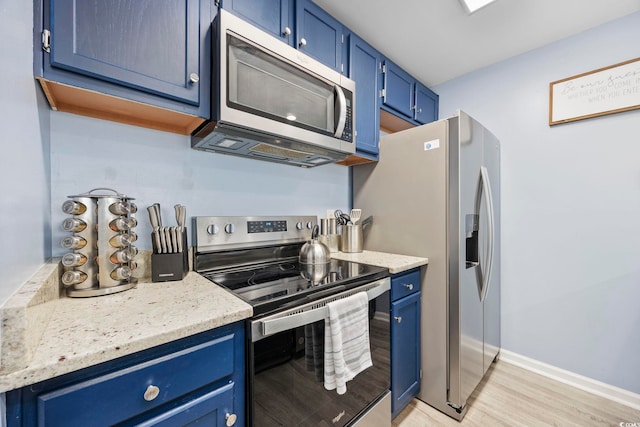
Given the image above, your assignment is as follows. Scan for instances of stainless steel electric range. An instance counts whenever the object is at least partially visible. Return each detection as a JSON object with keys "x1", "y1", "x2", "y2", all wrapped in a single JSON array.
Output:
[{"x1": 194, "y1": 216, "x2": 392, "y2": 427}]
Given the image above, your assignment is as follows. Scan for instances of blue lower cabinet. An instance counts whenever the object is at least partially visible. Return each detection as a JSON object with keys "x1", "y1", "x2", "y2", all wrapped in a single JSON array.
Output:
[
  {"x1": 6, "y1": 322, "x2": 245, "y2": 427},
  {"x1": 390, "y1": 269, "x2": 421, "y2": 418}
]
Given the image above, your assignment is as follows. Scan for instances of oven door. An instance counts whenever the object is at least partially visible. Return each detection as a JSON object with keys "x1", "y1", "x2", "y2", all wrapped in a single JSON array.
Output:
[{"x1": 248, "y1": 278, "x2": 391, "y2": 426}]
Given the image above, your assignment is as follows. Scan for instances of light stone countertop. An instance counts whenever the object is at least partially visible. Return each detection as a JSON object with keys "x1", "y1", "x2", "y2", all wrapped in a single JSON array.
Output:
[
  {"x1": 331, "y1": 250, "x2": 428, "y2": 274},
  {"x1": 0, "y1": 262, "x2": 252, "y2": 393}
]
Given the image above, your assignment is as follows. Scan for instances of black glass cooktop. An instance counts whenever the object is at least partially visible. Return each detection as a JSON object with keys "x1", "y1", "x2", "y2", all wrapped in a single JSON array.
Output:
[{"x1": 203, "y1": 258, "x2": 388, "y2": 316}]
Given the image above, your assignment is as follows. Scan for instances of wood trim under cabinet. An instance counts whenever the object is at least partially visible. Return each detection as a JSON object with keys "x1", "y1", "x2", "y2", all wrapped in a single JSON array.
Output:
[
  {"x1": 380, "y1": 109, "x2": 415, "y2": 134},
  {"x1": 36, "y1": 78, "x2": 205, "y2": 135}
]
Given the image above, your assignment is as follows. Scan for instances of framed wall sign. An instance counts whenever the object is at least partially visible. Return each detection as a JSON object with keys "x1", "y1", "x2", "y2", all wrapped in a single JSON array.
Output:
[{"x1": 549, "y1": 57, "x2": 640, "y2": 125}]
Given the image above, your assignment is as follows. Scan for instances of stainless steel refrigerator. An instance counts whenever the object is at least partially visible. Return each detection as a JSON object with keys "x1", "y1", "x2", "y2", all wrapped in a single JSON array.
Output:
[{"x1": 353, "y1": 110, "x2": 500, "y2": 420}]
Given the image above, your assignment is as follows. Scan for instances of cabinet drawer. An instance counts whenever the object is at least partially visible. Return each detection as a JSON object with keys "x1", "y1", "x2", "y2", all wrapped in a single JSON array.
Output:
[
  {"x1": 37, "y1": 333, "x2": 236, "y2": 427},
  {"x1": 391, "y1": 269, "x2": 420, "y2": 301},
  {"x1": 137, "y1": 383, "x2": 235, "y2": 426}
]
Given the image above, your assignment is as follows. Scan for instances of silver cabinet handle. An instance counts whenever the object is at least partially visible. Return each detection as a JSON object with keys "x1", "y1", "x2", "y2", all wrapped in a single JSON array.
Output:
[
  {"x1": 283, "y1": 26, "x2": 291, "y2": 36},
  {"x1": 189, "y1": 72, "x2": 199, "y2": 84},
  {"x1": 143, "y1": 385, "x2": 160, "y2": 401},
  {"x1": 226, "y1": 413, "x2": 237, "y2": 426},
  {"x1": 404, "y1": 283, "x2": 414, "y2": 291},
  {"x1": 394, "y1": 316, "x2": 402, "y2": 323},
  {"x1": 299, "y1": 37, "x2": 307, "y2": 48}
]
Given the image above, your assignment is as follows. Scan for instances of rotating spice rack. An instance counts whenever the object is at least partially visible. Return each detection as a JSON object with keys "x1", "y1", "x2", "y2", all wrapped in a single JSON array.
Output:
[{"x1": 60, "y1": 188, "x2": 138, "y2": 297}]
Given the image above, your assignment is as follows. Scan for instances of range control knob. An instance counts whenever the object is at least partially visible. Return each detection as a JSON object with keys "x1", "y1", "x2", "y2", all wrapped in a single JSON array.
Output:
[
  {"x1": 206, "y1": 224, "x2": 219, "y2": 235},
  {"x1": 296, "y1": 222, "x2": 304, "y2": 230},
  {"x1": 224, "y1": 224, "x2": 236, "y2": 234},
  {"x1": 306, "y1": 221, "x2": 314, "y2": 229}
]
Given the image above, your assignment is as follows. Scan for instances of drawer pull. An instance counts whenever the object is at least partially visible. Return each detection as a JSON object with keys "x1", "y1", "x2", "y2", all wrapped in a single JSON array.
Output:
[
  {"x1": 394, "y1": 316, "x2": 403, "y2": 323},
  {"x1": 143, "y1": 385, "x2": 160, "y2": 401},
  {"x1": 404, "y1": 283, "x2": 414, "y2": 290},
  {"x1": 226, "y1": 413, "x2": 237, "y2": 426}
]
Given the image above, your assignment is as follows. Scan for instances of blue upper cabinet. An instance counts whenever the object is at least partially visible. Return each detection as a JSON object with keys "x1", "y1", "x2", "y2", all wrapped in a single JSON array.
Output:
[
  {"x1": 382, "y1": 60, "x2": 415, "y2": 119},
  {"x1": 348, "y1": 33, "x2": 381, "y2": 156},
  {"x1": 49, "y1": 0, "x2": 201, "y2": 105},
  {"x1": 220, "y1": 0, "x2": 294, "y2": 46},
  {"x1": 36, "y1": 0, "x2": 210, "y2": 134},
  {"x1": 296, "y1": 0, "x2": 344, "y2": 73},
  {"x1": 382, "y1": 59, "x2": 439, "y2": 126},
  {"x1": 415, "y1": 82, "x2": 439, "y2": 124}
]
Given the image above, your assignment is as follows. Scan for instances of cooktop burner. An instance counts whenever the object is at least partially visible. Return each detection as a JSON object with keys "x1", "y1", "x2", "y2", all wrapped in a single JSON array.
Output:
[{"x1": 203, "y1": 258, "x2": 387, "y2": 316}]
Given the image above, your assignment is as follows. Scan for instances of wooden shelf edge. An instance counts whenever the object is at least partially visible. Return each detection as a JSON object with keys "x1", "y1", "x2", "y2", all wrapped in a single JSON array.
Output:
[
  {"x1": 335, "y1": 153, "x2": 378, "y2": 166},
  {"x1": 36, "y1": 78, "x2": 205, "y2": 135}
]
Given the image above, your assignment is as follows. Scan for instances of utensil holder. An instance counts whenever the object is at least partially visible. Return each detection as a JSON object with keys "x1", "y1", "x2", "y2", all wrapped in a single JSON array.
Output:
[
  {"x1": 340, "y1": 224, "x2": 363, "y2": 253},
  {"x1": 61, "y1": 188, "x2": 138, "y2": 297},
  {"x1": 152, "y1": 228, "x2": 188, "y2": 282}
]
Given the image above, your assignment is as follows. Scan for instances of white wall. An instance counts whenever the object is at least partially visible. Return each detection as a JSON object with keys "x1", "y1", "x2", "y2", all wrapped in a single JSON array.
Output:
[
  {"x1": 0, "y1": 1, "x2": 51, "y2": 306},
  {"x1": 434, "y1": 12, "x2": 640, "y2": 393}
]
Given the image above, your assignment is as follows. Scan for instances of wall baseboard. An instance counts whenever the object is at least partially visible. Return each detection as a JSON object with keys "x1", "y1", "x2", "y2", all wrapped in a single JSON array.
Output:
[{"x1": 499, "y1": 349, "x2": 640, "y2": 411}]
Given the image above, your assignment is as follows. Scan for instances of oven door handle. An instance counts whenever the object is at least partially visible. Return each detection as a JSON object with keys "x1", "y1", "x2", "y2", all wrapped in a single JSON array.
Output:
[{"x1": 258, "y1": 278, "x2": 390, "y2": 338}]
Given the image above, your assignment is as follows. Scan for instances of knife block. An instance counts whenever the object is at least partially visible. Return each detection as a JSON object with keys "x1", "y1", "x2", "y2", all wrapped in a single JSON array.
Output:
[{"x1": 151, "y1": 229, "x2": 188, "y2": 282}]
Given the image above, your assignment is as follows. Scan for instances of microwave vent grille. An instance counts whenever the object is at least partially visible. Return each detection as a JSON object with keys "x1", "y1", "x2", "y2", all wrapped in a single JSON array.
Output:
[{"x1": 250, "y1": 143, "x2": 309, "y2": 159}]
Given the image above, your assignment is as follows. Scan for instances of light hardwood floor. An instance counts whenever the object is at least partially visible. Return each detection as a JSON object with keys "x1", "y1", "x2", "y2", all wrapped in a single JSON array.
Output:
[{"x1": 393, "y1": 361, "x2": 640, "y2": 426}]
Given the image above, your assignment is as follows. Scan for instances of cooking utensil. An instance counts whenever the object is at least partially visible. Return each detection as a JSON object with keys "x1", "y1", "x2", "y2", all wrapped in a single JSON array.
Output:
[
  {"x1": 334, "y1": 209, "x2": 351, "y2": 225},
  {"x1": 361, "y1": 215, "x2": 373, "y2": 228},
  {"x1": 350, "y1": 209, "x2": 362, "y2": 224}
]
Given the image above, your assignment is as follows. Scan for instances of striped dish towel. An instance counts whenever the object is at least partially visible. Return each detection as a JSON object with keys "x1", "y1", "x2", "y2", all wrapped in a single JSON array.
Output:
[{"x1": 324, "y1": 292, "x2": 373, "y2": 395}]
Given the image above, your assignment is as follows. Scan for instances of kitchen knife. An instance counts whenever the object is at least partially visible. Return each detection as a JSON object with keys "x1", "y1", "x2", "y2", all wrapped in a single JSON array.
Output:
[
  {"x1": 153, "y1": 203, "x2": 162, "y2": 228},
  {"x1": 147, "y1": 206, "x2": 162, "y2": 253},
  {"x1": 159, "y1": 226, "x2": 167, "y2": 253},
  {"x1": 172, "y1": 226, "x2": 179, "y2": 253},
  {"x1": 175, "y1": 204, "x2": 186, "y2": 253},
  {"x1": 164, "y1": 227, "x2": 173, "y2": 253}
]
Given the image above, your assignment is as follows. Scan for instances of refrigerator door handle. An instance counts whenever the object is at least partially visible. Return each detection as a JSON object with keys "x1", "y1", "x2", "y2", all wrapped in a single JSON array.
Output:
[{"x1": 480, "y1": 166, "x2": 495, "y2": 302}]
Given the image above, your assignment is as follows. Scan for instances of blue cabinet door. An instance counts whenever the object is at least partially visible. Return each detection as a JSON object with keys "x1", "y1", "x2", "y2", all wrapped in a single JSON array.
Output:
[
  {"x1": 348, "y1": 34, "x2": 381, "y2": 156},
  {"x1": 391, "y1": 291, "x2": 421, "y2": 418},
  {"x1": 382, "y1": 60, "x2": 415, "y2": 120},
  {"x1": 49, "y1": 0, "x2": 202, "y2": 105},
  {"x1": 296, "y1": 0, "x2": 343, "y2": 72},
  {"x1": 220, "y1": 0, "x2": 294, "y2": 46},
  {"x1": 415, "y1": 83, "x2": 439, "y2": 124}
]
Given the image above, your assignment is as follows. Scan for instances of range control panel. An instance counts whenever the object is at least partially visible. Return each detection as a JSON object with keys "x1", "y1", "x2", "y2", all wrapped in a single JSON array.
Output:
[{"x1": 194, "y1": 215, "x2": 317, "y2": 252}]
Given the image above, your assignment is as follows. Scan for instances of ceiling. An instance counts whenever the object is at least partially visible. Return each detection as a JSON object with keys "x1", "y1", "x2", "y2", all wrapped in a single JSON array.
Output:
[{"x1": 313, "y1": 0, "x2": 640, "y2": 87}]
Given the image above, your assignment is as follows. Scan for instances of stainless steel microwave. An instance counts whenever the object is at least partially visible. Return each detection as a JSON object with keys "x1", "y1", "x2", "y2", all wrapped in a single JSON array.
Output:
[{"x1": 192, "y1": 10, "x2": 356, "y2": 167}]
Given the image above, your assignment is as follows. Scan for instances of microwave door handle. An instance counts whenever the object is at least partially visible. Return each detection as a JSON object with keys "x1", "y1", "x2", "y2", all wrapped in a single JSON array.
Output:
[{"x1": 334, "y1": 85, "x2": 347, "y2": 138}]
